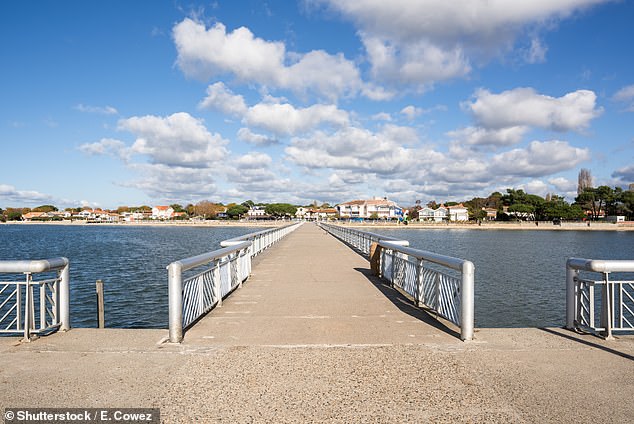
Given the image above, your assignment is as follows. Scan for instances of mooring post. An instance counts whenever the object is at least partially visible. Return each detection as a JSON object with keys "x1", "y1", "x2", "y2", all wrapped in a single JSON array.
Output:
[{"x1": 96, "y1": 279, "x2": 105, "y2": 329}]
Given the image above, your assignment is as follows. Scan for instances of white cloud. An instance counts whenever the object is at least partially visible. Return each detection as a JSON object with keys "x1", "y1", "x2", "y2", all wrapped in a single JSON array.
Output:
[
  {"x1": 447, "y1": 126, "x2": 529, "y2": 147},
  {"x1": 612, "y1": 165, "x2": 634, "y2": 182},
  {"x1": 173, "y1": 18, "x2": 363, "y2": 100},
  {"x1": 489, "y1": 140, "x2": 590, "y2": 177},
  {"x1": 234, "y1": 152, "x2": 273, "y2": 169},
  {"x1": 465, "y1": 88, "x2": 602, "y2": 131},
  {"x1": 548, "y1": 177, "x2": 576, "y2": 193},
  {"x1": 121, "y1": 163, "x2": 219, "y2": 202},
  {"x1": 200, "y1": 82, "x2": 349, "y2": 136},
  {"x1": 362, "y1": 35, "x2": 470, "y2": 88},
  {"x1": 75, "y1": 104, "x2": 118, "y2": 115},
  {"x1": 285, "y1": 124, "x2": 436, "y2": 174},
  {"x1": 244, "y1": 102, "x2": 349, "y2": 136},
  {"x1": 237, "y1": 128, "x2": 278, "y2": 146},
  {"x1": 198, "y1": 82, "x2": 248, "y2": 115},
  {"x1": 119, "y1": 112, "x2": 229, "y2": 168},
  {"x1": 316, "y1": 0, "x2": 608, "y2": 87},
  {"x1": 79, "y1": 138, "x2": 129, "y2": 160},
  {"x1": 0, "y1": 184, "x2": 54, "y2": 205},
  {"x1": 400, "y1": 105, "x2": 423, "y2": 120},
  {"x1": 525, "y1": 37, "x2": 548, "y2": 64},
  {"x1": 613, "y1": 84, "x2": 634, "y2": 111},
  {"x1": 371, "y1": 112, "x2": 392, "y2": 121}
]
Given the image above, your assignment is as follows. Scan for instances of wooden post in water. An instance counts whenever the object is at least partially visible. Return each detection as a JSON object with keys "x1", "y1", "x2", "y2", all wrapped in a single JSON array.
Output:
[{"x1": 96, "y1": 279, "x2": 105, "y2": 329}]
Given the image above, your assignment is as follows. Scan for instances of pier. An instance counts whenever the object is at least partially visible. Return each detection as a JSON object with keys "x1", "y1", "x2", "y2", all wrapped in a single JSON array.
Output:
[{"x1": 1, "y1": 223, "x2": 633, "y2": 422}]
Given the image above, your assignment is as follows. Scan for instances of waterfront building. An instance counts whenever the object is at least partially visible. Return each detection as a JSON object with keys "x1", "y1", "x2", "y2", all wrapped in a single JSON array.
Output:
[
  {"x1": 336, "y1": 197, "x2": 403, "y2": 219},
  {"x1": 151, "y1": 206, "x2": 174, "y2": 220},
  {"x1": 247, "y1": 206, "x2": 266, "y2": 218},
  {"x1": 447, "y1": 204, "x2": 469, "y2": 221}
]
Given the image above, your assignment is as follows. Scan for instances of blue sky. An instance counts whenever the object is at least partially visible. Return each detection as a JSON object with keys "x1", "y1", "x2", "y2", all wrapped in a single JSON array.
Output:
[{"x1": 1, "y1": 0, "x2": 633, "y2": 209}]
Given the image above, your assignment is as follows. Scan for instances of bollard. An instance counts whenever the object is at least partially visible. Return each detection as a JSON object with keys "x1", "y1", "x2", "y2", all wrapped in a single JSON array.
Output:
[{"x1": 96, "y1": 279, "x2": 105, "y2": 329}]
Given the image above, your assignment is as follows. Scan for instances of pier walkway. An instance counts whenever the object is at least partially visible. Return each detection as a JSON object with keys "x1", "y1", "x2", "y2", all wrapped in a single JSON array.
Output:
[{"x1": 1, "y1": 223, "x2": 633, "y2": 423}]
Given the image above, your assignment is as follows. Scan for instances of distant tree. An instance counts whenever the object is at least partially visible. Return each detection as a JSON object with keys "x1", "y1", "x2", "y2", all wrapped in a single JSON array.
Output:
[
  {"x1": 185, "y1": 204, "x2": 195, "y2": 216},
  {"x1": 117, "y1": 206, "x2": 130, "y2": 213},
  {"x1": 320, "y1": 202, "x2": 331, "y2": 209},
  {"x1": 407, "y1": 206, "x2": 420, "y2": 220},
  {"x1": 242, "y1": 200, "x2": 255, "y2": 208},
  {"x1": 578, "y1": 168, "x2": 593, "y2": 196},
  {"x1": 226, "y1": 204, "x2": 248, "y2": 218},
  {"x1": 6, "y1": 208, "x2": 25, "y2": 221},
  {"x1": 32, "y1": 205, "x2": 58, "y2": 212},
  {"x1": 170, "y1": 204, "x2": 184, "y2": 213},
  {"x1": 194, "y1": 201, "x2": 223, "y2": 219},
  {"x1": 543, "y1": 195, "x2": 584, "y2": 220},
  {"x1": 575, "y1": 185, "x2": 614, "y2": 219},
  {"x1": 426, "y1": 201, "x2": 438, "y2": 209},
  {"x1": 508, "y1": 203, "x2": 535, "y2": 220},
  {"x1": 369, "y1": 212, "x2": 380, "y2": 220},
  {"x1": 621, "y1": 190, "x2": 634, "y2": 219},
  {"x1": 265, "y1": 203, "x2": 297, "y2": 217},
  {"x1": 465, "y1": 197, "x2": 487, "y2": 220}
]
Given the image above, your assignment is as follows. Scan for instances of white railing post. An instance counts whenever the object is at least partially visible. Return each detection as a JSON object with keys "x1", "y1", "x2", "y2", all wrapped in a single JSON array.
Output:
[
  {"x1": 59, "y1": 261, "x2": 70, "y2": 331},
  {"x1": 168, "y1": 262, "x2": 183, "y2": 343},
  {"x1": 565, "y1": 260, "x2": 578, "y2": 330},
  {"x1": 460, "y1": 261, "x2": 475, "y2": 341}
]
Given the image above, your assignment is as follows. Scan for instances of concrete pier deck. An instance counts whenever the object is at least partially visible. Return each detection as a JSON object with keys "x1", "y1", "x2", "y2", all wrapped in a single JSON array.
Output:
[{"x1": 1, "y1": 223, "x2": 633, "y2": 423}]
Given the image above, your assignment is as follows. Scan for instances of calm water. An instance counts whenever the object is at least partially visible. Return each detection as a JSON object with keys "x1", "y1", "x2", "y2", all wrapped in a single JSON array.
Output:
[
  {"x1": 1, "y1": 224, "x2": 632, "y2": 329},
  {"x1": 370, "y1": 228, "x2": 634, "y2": 328},
  {"x1": 0, "y1": 224, "x2": 264, "y2": 329}
]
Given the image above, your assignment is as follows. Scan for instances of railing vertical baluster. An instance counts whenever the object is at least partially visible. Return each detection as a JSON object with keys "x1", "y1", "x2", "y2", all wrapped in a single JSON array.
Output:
[{"x1": 24, "y1": 273, "x2": 32, "y2": 342}]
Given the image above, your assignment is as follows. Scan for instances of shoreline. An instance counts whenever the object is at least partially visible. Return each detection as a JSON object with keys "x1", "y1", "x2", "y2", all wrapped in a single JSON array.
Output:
[
  {"x1": 0, "y1": 220, "x2": 287, "y2": 228},
  {"x1": 340, "y1": 221, "x2": 634, "y2": 231},
  {"x1": 2, "y1": 220, "x2": 633, "y2": 231}
]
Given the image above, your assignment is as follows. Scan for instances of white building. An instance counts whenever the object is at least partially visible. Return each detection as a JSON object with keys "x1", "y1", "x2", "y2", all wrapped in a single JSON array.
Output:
[
  {"x1": 247, "y1": 206, "x2": 266, "y2": 218},
  {"x1": 447, "y1": 204, "x2": 469, "y2": 221},
  {"x1": 152, "y1": 206, "x2": 174, "y2": 220},
  {"x1": 336, "y1": 197, "x2": 403, "y2": 219},
  {"x1": 419, "y1": 204, "x2": 469, "y2": 222}
]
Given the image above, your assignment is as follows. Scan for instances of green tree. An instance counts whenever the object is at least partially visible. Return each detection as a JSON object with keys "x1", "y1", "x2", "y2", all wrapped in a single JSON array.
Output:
[
  {"x1": 241, "y1": 200, "x2": 255, "y2": 208},
  {"x1": 265, "y1": 203, "x2": 297, "y2": 217},
  {"x1": 226, "y1": 204, "x2": 248, "y2": 218},
  {"x1": 170, "y1": 204, "x2": 184, "y2": 213},
  {"x1": 6, "y1": 208, "x2": 25, "y2": 221},
  {"x1": 32, "y1": 204, "x2": 58, "y2": 212}
]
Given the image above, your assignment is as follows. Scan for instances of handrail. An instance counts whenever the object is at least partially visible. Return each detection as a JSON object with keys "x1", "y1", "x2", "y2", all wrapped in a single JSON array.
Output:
[
  {"x1": 566, "y1": 258, "x2": 634, "y2": 339},
  {"x1": 319, "y1": 223, "x2": 475, "y2": 341},
  {"x1": 0, "y1": 257, "x2": 70, "y2": 341},
  {"x1": 167, "y1": 222, "x2": 303, "y2": 342}
]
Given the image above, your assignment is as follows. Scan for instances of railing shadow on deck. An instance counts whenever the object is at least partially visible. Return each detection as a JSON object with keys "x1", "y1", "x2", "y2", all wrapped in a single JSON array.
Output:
[
  {"x1": 353, "y1": 267, "x2": 462, "y2": 340},
  {"x1": 539, "y1": 327, "x2": 634, "y2": 362}
]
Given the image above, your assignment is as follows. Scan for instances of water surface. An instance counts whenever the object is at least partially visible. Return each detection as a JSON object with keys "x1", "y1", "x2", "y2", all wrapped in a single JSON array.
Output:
[
  {"x1": 370, "y1": 228, "x2": 634, "y2": 327},
  {"x1": 0, "y1": 224, "x2": 264, "y2": 328}
]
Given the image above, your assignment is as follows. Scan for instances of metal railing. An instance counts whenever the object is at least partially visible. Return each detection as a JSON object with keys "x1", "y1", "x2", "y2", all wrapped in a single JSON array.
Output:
[
  {"x1": 167, "y1": 222, "x2": 303, "y2": 342},
  {"x1": 0, "y1": 258, "x2": 70, "y2": 341},
  {"x1": 319, "y1": 223, "x2": 475, "y2": 341},
  {"x1": 317, "y1": 223, "x2": 410, "y2": 253},
  {"x1": 566, "y1": 258, "x2": 634, "y2": 339}
]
